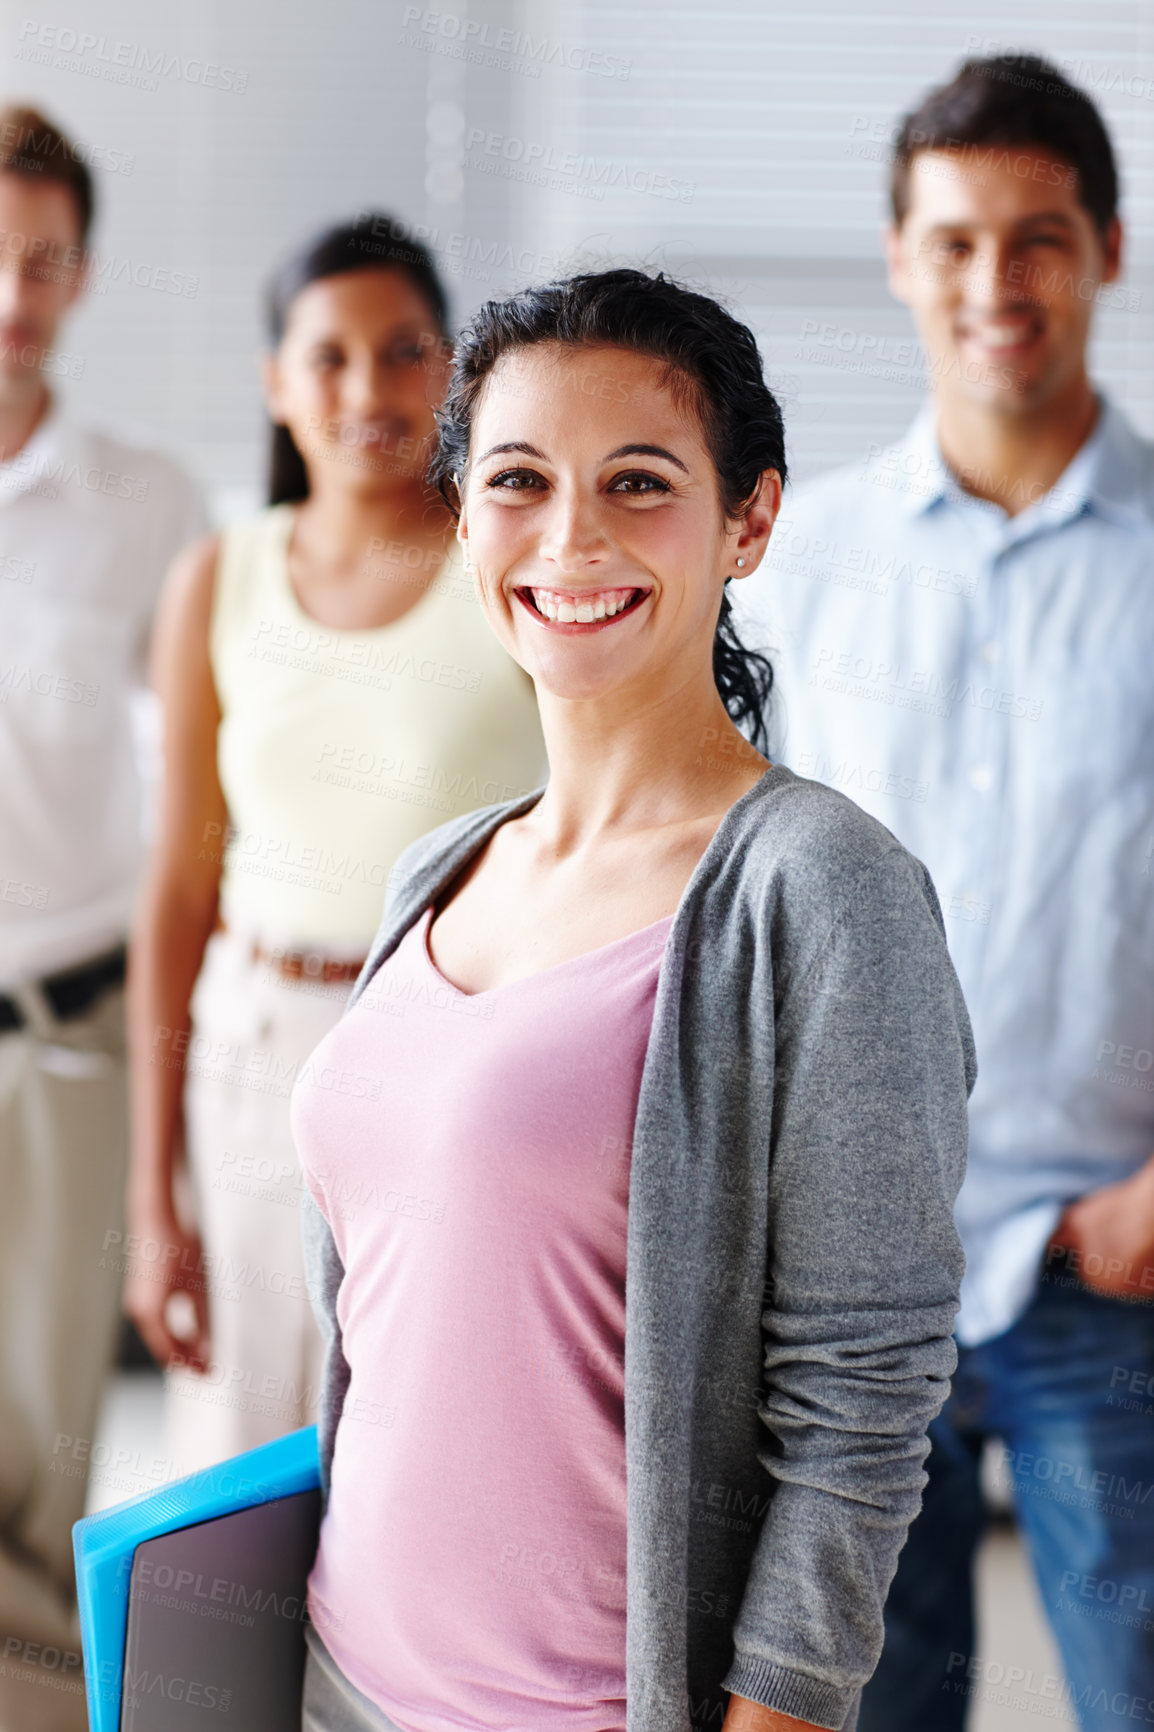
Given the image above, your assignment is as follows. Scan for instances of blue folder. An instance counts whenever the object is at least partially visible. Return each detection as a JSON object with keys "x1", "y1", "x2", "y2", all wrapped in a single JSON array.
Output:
[{"x1": 72, "y1": 1425, "x2": 321, "y2": 1731}]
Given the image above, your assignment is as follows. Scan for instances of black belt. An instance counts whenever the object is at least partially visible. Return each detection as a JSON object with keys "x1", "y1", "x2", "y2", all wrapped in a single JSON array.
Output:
[{"x1": 0, "y1": 944, "x2": 127, "y2": 1033}]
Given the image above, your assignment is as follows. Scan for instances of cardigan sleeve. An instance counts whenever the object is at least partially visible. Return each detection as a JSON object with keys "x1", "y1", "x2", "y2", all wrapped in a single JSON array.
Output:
[
  {"x1": 721, "y1": 845, "x2": 976, "y2": 1729},
  {"x1": 301, "y1": 1187, "x2": 350, "y2": 1502}
]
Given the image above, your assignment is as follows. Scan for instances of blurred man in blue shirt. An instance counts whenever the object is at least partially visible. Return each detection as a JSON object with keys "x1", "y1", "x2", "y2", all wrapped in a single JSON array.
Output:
[{"x1": 742, "y1": 54, "x2": 1154, "y2": 1731}]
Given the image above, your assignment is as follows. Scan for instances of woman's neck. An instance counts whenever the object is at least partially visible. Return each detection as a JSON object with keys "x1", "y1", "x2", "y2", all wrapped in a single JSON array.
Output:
[
  {"x1": 530, "y1": 674, "x2": 768, "y2": 853},
  {"x1": 284, "y1": 477, "x2": 454, "y2": 630},
  {"x1": 291, "y1": 477, "x2": 448, "y2": 572}
]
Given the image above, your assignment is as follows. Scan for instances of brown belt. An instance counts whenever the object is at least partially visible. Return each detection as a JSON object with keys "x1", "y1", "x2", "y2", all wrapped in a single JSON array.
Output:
[{"x1": 250, "y1": 940, "x2": 366, "y2": 985}]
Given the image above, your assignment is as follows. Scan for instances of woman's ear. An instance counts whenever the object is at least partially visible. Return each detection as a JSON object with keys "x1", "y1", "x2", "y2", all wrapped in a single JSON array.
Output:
[
  {"x1": 730, "y1": 468, "x2": 783, "y2": 577},
  {"x1": 456, "y1": 494, "x2": 472, "y2": 568}
]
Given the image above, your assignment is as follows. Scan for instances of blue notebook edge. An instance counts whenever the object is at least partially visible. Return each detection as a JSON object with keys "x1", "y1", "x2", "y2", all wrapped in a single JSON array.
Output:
[{"x1": 72, "y1": 1425, "x2": 320, "y2": 1731}]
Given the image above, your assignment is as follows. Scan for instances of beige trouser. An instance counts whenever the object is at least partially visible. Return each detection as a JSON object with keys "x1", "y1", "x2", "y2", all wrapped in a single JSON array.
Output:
[
  {"x1": 165, "y1": 928, "x2": 349, "y2": 1475},
  {"x1": 0, "y1": 980, "x2": 128, "y2": 1732}
]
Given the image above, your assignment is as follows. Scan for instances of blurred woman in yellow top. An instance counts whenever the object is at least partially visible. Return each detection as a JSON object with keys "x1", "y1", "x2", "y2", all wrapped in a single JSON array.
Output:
[{"x1": 125, "y1": 217, "x2": 544, "y2": 1470}]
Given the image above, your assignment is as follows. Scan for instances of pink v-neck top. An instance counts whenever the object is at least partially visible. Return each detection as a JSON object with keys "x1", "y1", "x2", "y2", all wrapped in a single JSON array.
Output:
[{"x1": 290, "y1": 903, "x2": 673, "y2": 1732}]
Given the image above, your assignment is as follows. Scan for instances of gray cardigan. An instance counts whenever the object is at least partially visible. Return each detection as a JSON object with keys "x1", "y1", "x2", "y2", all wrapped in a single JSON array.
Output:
[{"x1": 301, "y1": 762, "x2": 976, "y2": 1732}]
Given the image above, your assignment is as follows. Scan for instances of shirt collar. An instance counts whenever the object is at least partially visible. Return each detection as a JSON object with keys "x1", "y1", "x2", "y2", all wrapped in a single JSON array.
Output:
[
  {"x1": 873, "y1": 393, "x2": 1154, "y2": 535},
  {"x1": 864, "y1": 407, "x2": 951, "y2": 519},
  {"x1": 0, "y1": 394, "x2": 81, "y2": 505},
  {"x1": 1077, "y1": 396, "x2": 1154, "y2": 530}
]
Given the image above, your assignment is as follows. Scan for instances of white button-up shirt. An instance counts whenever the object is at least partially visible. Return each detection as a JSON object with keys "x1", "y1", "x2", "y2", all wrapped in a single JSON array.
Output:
[
  {"x1": 0, "y1": 399, "x2": 206, "y2": 986},
  {"x1": 739, "y1": 397, "x2": 1154, "y2": 1344}
]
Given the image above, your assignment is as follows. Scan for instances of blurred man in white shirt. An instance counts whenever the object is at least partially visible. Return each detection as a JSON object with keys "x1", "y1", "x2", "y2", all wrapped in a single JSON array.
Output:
[{"x1": 0, "y1": 103, "x2": 205, "y2": 1731}]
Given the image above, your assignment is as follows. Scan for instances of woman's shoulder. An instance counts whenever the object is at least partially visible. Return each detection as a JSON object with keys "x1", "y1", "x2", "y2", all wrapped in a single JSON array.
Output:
[
  {"x1": 208, "y1": 505, "x2": 294, "y2": 654},
  {"x1": 740, "y1": 761, "x2": 910, "y2": 859},
  {"x1": 719, "y1": 763, "x2": 944, "y2": 940},
  {"x1": 216, "y1": 501, "x2": 294, "y2": 566},
  {"x1": 719, "y1": 765, "x2": 975, "y2": 1094}
]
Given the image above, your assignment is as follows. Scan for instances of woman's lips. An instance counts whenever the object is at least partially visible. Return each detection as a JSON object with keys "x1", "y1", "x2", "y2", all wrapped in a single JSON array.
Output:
[{"x1": 515, "y1": 585, "x2": 650, "y2": 630}]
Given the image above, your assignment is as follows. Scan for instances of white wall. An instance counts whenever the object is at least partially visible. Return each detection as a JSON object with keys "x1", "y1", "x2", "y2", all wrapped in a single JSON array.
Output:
[
  {"x1": 504, "y1": 0, "x2": 1154, "y2": 477},
  {"x1": 0, "y1": 0, "x2": 526, "y2": 515},
  {"x1": 2, "y1": 0, "x2": 1149, "y2": 509}
]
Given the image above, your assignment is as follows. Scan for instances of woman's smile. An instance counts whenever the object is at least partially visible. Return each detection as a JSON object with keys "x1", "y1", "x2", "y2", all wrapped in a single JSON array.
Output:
[{"x1": 514, "y1": 583, "x2": 652, "y2": 629}]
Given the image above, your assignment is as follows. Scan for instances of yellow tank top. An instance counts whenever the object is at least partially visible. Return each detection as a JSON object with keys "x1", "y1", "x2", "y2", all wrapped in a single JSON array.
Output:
[{"x1": 208, "y1": 504, "x2": 544, "y2": 952}]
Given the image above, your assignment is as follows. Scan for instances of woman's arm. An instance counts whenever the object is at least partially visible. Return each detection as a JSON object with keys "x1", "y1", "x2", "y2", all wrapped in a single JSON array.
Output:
[
  {"x1": 723, "y1": 1698, "x2": 831, "y2": 1732},
  {"x1": 124, "y1": 534, "x2": 225, "y2": 1371},
  {"x1": 721, "y1": 844, "x2": 975, "y2": 1727}
]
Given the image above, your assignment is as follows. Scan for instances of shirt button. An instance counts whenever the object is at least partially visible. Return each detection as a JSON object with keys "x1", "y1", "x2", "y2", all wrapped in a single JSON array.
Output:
[
  {"x1": 969, "y1": 765, "x2": 994, "y2": 792},
  {"x1": 980, "y1": 642, "x2": 1001, "y2": 666}
]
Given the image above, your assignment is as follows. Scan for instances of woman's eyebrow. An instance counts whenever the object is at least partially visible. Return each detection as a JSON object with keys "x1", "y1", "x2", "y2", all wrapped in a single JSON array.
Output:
[
  {"x1": 604, "y1": 443, "x2": 689, "y2": 473},
  {"x1": 476, "y1": 441, "x2": 548, "y2": 463},
  {"x1": 474, "y1": 439, "x2": 690, "y2": 473}
]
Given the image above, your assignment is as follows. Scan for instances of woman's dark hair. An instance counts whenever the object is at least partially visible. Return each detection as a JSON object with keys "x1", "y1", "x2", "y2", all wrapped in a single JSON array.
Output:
[
  {"x1": 429, "y1": 268, "x2": 785, "y2": 754},
  {"x1": 264, "y1": 213, "x2": 451, "y2": 506},
  {"x1": 891, "y1": 55, "x2": 1119, "y2": 235}
]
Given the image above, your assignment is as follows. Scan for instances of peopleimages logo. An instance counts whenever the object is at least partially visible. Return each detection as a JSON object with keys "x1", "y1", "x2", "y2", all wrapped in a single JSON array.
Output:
[
  {"x1": 399, "y1": 7, "x2": 631, "y2": 79},
  {"x1": 0, "y1": 113, "x2": 133, "y2": 174},
  {"x1": 465, "y1": 131, "x2": 693, "y2": 203},
  {"x1": 15, "y1": 21, "x2": 249, "y2": 92}
]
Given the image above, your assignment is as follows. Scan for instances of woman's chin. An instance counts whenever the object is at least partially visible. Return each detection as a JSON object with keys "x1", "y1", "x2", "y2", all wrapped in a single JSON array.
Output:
[{"x1": 521, "y1": 657, "x2": 635, "y2": 705}]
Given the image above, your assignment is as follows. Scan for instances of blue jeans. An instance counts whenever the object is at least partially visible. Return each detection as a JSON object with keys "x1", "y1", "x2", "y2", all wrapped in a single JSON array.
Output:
[{"x1": 859, "y1": 1263, "x2": 1154, "y2": 1731}]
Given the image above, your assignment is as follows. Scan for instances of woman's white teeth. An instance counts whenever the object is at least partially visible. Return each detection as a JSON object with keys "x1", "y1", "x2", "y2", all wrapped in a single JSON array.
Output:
[{"x1": 530, "y1": 589, "x2": 634, "y2": 622}]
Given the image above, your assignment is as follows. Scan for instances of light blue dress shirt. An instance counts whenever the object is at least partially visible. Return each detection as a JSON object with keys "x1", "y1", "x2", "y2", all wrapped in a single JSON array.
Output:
[{"x1": 738, "y1": 397, "x2": 1154, "y2": 1344}]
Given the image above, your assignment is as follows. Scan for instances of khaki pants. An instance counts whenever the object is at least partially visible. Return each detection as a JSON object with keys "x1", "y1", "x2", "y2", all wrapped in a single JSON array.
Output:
[
  {"x1": 165, "y1": 928, "x2": 349, "y2": 1474},
  {"x1": 0, "y1": 980, "x2": 128, "y2": 1732}
]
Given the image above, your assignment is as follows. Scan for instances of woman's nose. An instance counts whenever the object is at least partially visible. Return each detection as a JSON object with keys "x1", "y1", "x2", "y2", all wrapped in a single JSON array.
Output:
[
  {"x1": 341, "y1": 359, "x2": 390, "y2": 416},
  {"x1": 538, "y1": 490, "x2": 609, "y2": 569}
]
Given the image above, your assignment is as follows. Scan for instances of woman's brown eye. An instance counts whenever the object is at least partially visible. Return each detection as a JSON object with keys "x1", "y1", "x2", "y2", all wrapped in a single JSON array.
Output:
[
  {"x1": 488, "y1": 470, "x2": 542, "y2": 490},
  {"x1": 611, "y1": 473, "x2": 669, "y2": 494}
]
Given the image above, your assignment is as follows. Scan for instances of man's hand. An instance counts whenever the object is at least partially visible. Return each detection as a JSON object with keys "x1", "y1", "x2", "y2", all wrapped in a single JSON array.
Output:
[
  {"x1": 1048, "y1": 1149, "x2": 1154, "y2": 1297},
  {"x1": 722, "y1": 1695, "x2": 833, "y2": 1731}
]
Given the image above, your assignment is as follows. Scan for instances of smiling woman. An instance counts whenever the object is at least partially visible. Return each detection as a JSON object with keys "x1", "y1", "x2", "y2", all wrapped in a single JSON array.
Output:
[
  {"x1": 291, "y1": 268, "x2": 977, "y2": 1732},
  {"x1": 432, "y1": 271, "x2": 780, "y2": 767},
  {"x1": 125, "y1": 216, "x2": 544, "y2": 1479}
]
